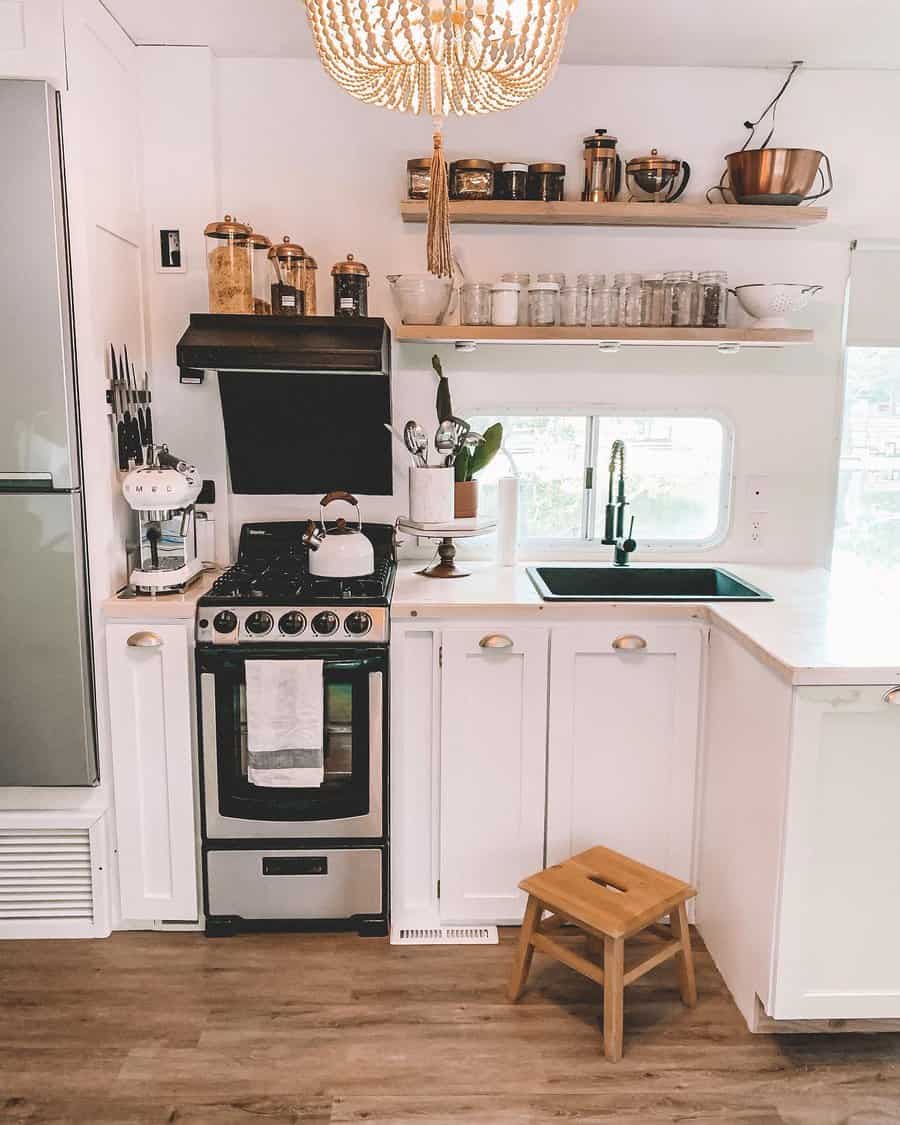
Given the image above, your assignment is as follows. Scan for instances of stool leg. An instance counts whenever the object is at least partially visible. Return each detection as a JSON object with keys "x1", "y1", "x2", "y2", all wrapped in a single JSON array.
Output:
[
  {"x1": 507, "y1": 895, "x2": 542, "y2": 1002},
  {"x1": 602, "y1": 935, "x2": 625, "y2": 1062},
  {"x1": 670, "y1": 902, "x2": 697, "y2": 1009}
]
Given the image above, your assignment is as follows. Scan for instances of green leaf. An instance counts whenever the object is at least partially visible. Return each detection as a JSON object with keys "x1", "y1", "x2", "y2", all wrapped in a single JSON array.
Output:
[
  {"x1": 468, "y1": 422, "x2": 503, "y2": 478},
  {"x1": 431, "y1": 353, "x2": 454, "y2": 422},
  {"x1": 454, "y1": 444, "x2": 472, "y2": 483}
]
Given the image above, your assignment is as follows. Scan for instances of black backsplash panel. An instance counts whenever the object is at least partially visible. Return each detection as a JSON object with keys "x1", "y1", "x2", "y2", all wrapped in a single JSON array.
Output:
[{"x1": 218, "y1": 371, "x2": 392, "y2": 495}]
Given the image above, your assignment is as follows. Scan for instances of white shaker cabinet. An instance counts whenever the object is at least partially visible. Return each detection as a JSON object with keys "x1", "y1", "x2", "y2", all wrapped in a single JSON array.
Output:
[
  {"x1": 438, "y1": 625, "x2": 549, "y2": 924},
  {"x1": 105, "y1": 622, "x2": 198, "y2": 922},
  {"x1": 770, "y1": 684, "x2": 900, "y2": 1020},
  {"x1": 0, "y1": 0, "x2": 66, "y2": 88},
  {"x1": 547, "y1": 623, "x2": 705, "y2": 882}
]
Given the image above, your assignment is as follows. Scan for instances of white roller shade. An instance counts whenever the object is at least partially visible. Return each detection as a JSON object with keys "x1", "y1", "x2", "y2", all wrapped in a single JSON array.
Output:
[{"x1": 847, "y1": 241, "x2": 900, "y2": 347}]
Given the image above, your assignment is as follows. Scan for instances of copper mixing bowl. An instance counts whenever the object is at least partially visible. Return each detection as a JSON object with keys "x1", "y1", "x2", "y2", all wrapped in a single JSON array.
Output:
[{"x1": 724, "y1": 148, "x2": 832, "y2": 205}]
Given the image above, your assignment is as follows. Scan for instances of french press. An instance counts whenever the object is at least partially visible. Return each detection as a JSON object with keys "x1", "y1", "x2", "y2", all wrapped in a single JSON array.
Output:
[{"x1": 582, "y1": 128, "x2": 622, "y2": 203}]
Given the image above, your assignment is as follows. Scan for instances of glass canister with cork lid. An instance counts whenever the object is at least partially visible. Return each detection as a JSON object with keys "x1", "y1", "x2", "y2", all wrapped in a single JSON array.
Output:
[
  {"x1": 332, "y1": 254, "x2": 369, "y2": 318},
  {"x1": 303, "y1": 255, "x2": 318, "y2": 316},
  {"x1": 268, "y1": 236, "x2": 307, "y2": 317},
  {"x1": 248, "y1": 229, "x2": 272, "y2": 314},
  {"x1": 205, "y1": 215, "x2": 253, "y2": 313}
]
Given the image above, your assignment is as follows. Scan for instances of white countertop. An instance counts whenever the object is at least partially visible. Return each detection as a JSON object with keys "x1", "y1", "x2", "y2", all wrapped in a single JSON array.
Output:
[
  {"x1": 392, "y1": 561, "x2": 900, "y2": 686},
  {"x1": 101, "y1": 568, "x2": 220, "y2": 621}
]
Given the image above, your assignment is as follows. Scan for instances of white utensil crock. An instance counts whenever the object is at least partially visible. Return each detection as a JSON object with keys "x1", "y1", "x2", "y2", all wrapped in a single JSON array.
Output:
[{"x1": 409, "y1": 467, "x2": 454, "y2": 525}]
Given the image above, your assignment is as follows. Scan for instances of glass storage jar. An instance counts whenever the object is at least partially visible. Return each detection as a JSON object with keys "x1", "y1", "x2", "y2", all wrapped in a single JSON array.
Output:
[
  {"x1": 302, "y1": 255, "x2": 318, "y2": 316},
  {"x1": 268, "y1": 236, "x2": 307, "y2": 317},
  {"x1": 697, "y1": 270, "x2": 728, "y2": 327},
  {"x1": 528, "y1": 281, "x2": 560, "y2": 327},
  {"x1": 461, "y1": 282, "x2": 493, "y2": 326},
  {"x1": 249, "y1": 230, "x2": 272, "y2": 315},
  {"x1": 490, "y1": 281, "x2": 520, "y2": 327},
  {"x1": 589, "y1": 284, "x2": 619, "y2": 327},
  {"x1": 640, "y1": 275, "x2": 667, "y2": 327},
  {"x1": 664, "y1": 270, "x2": 698, "y2": 327},
  {"x1": 614, "y1": 272, "x2": 643, "y2": 327},
  {"x1": 450, "y1": 159, "x2": 494, "y2": 200},
  {"x1": 501, "y1": 272, "x2": 531, "y2": 325},
  {"x1": 578, "y1": 272, "x2": 606, "y2": 294},
  {"x1": 331, "y1": 253, "x2": 369, "y2": 318},
  {"x1": 560, "y1": 285, "x2": 589, "y2": 326},
  {"x1": 205, "y1": 215, "x2": 252, "y2": 314},
  {"x1": 497, "y1": 162, "x2": 528, "y2": 201},
  {"x1": 527, "y1": 163, "x2": 566, "y2": 202},
  {"x1": 407, "y1": 157, "x2": 432, "y2": 200}
]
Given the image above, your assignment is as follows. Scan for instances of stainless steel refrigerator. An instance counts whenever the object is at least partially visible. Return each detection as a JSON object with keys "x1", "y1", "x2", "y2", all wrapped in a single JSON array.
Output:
[{"x1": 0, "y1": 79, "x2": 97, "y2": 785}]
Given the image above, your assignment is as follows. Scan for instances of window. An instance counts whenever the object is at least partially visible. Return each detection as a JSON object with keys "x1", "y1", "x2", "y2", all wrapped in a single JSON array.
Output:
[
  {"x1": 469, "y1": 412, "x2": 731, "y2": 547},
  {"x1": 833, "y1": 347, "x2": 900, "y2": 584}
]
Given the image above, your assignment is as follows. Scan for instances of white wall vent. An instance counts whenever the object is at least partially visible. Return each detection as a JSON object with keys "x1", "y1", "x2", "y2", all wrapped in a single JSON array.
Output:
[
  {"x1": 391, "y1": 925, "x2": 499, "y2": 946},
  {"x1": 0, "y1": 812, "x2": 111, "y2": 939}
]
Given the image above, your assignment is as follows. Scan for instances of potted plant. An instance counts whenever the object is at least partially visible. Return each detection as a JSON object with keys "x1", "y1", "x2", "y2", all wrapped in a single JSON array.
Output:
[
  {"x1": 453, "y1": 422, "x2": 502, "y2": 517},
  {"x1": 428, "y1": 355, "x2": 503, "y2": 518}
]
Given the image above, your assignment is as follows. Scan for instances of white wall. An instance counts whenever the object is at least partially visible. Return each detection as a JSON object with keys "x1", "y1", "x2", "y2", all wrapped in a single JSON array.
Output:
[{"x1": 140, "y1": 56, "x2": 900, "y2": 566}]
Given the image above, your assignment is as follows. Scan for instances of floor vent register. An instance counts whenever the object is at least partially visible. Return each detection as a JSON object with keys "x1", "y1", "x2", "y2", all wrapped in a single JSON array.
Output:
[{"x1": 391, "y1": 925, "x2": 499, "y2": 946}]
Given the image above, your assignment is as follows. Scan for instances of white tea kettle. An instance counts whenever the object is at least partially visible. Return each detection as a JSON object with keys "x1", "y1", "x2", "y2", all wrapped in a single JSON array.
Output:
[{"x1": 303, "y1": 491, "x2": 374, "y2": 578}]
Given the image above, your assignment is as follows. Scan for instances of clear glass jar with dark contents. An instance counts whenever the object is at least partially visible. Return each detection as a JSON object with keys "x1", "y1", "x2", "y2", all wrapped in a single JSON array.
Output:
[
  {"x1": 331, "y1": 254, "x2": 369, "y2": 318},
  {"x1": 497, "y1": 162, "x2": 528, "y2": 201},
  {"x1": 407, "y1": 157, "x2": 432, "y2": 200},
  {"x1": 450, "y1": 159, "x2": 494, "y2": 200},
  {"x1": 527, "y1": 163, "x2": 566, "y2": 202}
]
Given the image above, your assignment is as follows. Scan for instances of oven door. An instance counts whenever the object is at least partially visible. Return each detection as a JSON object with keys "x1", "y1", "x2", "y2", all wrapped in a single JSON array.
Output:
[{"x1": 199, "y1": 647, "x2": 385, "y2": 840}]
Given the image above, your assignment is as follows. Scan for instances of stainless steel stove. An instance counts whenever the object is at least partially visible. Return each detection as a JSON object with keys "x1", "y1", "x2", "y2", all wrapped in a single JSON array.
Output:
[{"x1": 195, "y1": 521, "x2": 394, "y2": 938}]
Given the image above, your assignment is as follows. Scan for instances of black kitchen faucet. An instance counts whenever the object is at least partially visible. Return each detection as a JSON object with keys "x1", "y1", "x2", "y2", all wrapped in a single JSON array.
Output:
[{"x1": 602, "y1": 439, "x2": 638, "y2": 567}]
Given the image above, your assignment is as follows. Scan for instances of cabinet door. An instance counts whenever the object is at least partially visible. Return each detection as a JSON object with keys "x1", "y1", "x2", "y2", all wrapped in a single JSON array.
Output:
[
  {"x1": 439, "y1": 625, "x2": 549, "y2": 924},
  {"x1": 772, "y1": 685, "x2": 900, "y2": 1020},
  {"x1": 547, "y1": 623, "x2": 704, "y2": 881},
  {"x1": 106, "y1": 622, "x2": 198, "y2": 921},
  {"x1": 0, "y1": 1, "x2": 66, "y2": 87}
]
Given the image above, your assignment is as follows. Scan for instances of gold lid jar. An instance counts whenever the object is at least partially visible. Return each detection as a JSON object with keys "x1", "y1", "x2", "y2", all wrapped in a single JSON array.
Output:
[
  {"x1": 331, "y1": 254, "x2": 369, "y2": 318},
  {"x1": 205, "y1": 215, "x2": 252, "y2": 314},
  {"x1": 247, "y1": 228, "x2": 272, "y2": 315}
]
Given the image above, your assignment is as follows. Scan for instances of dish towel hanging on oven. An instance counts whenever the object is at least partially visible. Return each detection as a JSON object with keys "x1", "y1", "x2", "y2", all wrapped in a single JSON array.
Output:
[{"x1": 245, "y1": 660, "x2": 325, "y2": 787}]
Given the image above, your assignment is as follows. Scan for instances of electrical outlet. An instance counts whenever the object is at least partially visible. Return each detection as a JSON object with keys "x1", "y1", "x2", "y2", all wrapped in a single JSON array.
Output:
[{"x1": 750, "y1": 512, "x2": 767, "y2": 545}]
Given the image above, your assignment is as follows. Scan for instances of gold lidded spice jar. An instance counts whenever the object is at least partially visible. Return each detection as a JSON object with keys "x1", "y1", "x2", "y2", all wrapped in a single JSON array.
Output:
[
  {"x1": 450, "y1": 158, "x2": 494, "y2": 201},
  {"x1": 248, "y1": 228, "x2": 272, "y2": 315},
  {"x1": 527, "y1": 162, "x2": 566, "y2": 202},
  {"x1": 303, "y1": 254, "x2": 318, "y2": 316},
  {"x1": 407, "y1": 157, "x2": 432, "y2": 201},
  {"x1": 268, "y1": 236, "x2": 307, "y2": 317},
  {"x1": 331, "y1": 253, "x2": 369, "y2": 318},
  {"x1": 205, "y1": 215, "x2": 252, "y2": 314}
]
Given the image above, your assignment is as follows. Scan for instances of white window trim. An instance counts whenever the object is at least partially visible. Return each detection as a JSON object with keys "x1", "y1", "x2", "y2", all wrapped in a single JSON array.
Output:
[{"x1": 469, "y1": 403, "x2": 735, "y2": 553}]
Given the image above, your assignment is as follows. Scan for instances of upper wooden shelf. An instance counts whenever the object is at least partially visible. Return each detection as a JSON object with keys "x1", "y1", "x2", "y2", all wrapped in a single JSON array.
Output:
[{"x1": 399, "y1": 199, "x2": 828, "y2": 230}]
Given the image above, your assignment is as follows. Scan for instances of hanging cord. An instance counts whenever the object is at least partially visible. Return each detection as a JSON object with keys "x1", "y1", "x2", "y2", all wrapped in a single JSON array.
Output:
[
  {"x1": 741, "y1": 60, "x2": 803, "y2": 151},
  {"x1": 426, "y1": 116, "x2": 453, "y2": 278}
]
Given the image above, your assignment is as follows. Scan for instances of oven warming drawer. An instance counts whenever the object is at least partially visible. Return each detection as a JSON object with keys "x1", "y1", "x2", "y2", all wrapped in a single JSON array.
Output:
[{"x1": 206, "y1": 847, "x2": 383, "y2": 920}]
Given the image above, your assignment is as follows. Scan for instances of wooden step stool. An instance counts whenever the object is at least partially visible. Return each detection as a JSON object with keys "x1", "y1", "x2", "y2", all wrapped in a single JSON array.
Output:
[{"x1": 507, "y1": 846, "x2": 698, "y2": 1061}]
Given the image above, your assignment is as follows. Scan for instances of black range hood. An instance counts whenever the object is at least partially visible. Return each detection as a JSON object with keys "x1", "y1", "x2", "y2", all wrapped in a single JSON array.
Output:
[
  {"x1": 176, "y1": 314, "x2": 390, "y2": 375},
  {"x1": 176, "y1": 315, "x2": 393, "y2": 496}
]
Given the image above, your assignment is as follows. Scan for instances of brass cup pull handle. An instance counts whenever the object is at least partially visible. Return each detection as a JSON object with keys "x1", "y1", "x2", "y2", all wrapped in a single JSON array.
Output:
[
  {"x1": 612, "y1": 634, "x2": 647, "y2": 652},
  {"x1": 479, "y1": 634, "x2": 514, "y2": 650},
  {"x1": 127, "y1": 631, "x2": 163, "y2": 649},
  {"x1": 883, "y1": 687, "x2": 900, "y2": 705}
]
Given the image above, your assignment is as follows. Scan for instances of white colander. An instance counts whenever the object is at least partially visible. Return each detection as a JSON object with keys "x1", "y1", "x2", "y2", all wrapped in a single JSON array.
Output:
[{"x1": 731, "y1": 284, "x2": 822, "y2": 329}]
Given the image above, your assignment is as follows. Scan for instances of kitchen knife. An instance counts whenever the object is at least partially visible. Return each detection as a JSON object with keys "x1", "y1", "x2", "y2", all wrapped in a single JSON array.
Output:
[
  {"x1": 111, "y1": 344, "x2": 128, "y2": 470},
  {"x1": 132, "y1": 360, "x2": 148, "y2": 447},
  {"x1": 143, "y1": 370, "x2": 153, "y2": 449},
  {"x1": 123, "y1": 345, "x2": 143, "y2": 465}
]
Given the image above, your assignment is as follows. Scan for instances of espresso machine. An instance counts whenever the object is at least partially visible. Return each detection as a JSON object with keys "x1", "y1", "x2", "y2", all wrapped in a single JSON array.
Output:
[{"x1": 122, "y1": 445, "x2": 204, "y2": 593}]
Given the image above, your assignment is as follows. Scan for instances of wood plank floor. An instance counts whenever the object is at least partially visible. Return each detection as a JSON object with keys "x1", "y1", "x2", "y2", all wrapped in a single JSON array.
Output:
[{"x1": 2, "y1": 928, "x2": 900, "y2": 1124}]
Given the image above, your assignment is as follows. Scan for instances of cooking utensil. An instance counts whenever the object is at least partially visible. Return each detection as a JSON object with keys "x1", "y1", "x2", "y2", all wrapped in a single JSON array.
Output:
[
  {"x1": 435, "y1": 420, "x2": 459, "y2": 465},
  {"x1": 404, "y1": 420, "x2": 429, "y2": 467},
  {"x1": 730, "y1": 283, "x2": 822, "y2": 328},
  {"x1": 625, "y1": 149, "x2": 691, "y2": 202},
  {"x1": 302, "y1": 491, "x2": 375, "y2": 578}
]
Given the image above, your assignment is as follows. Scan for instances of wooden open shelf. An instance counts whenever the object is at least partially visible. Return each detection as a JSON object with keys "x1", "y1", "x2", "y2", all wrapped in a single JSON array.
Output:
[
  {"x1": 399, "y1": 199, "x2": 828, "y2": 230},
  {"x1": 396, "y1": 325, "x2": 813, "y2": 349}
]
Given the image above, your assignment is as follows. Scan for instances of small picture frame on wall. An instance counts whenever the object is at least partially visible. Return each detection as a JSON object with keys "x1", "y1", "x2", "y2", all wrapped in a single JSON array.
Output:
[{"x1": 155, "y1": 227, "x2": 186, "y2": 274}]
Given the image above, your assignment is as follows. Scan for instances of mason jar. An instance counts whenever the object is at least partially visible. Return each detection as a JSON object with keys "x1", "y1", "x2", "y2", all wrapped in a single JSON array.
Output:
[
  {"x1": 589, "y1": 284, "x2": 619, "y2": 327},
  {"x1": 528, "y1": 281, "x2": 560, "y2": 327},
  {"x1": 697, "y1": 270, "x2": 728, "y2": 327},
  {"x1": 614, "y1": 271, "x2": 643, "y2": 327},
  {"x1": 460, "y1": 282, "x2": 493, "y2": 326},
  {"x1": 664, "y1": 270, "x2": 699, "y2": 327},
  {"x1": 560, "y1": 285, "x2": 589, "y2": 326},
  {"x1": 501, "y1": 272, "x2": 530, "y2": 325},
  {"x1": 640, "y1": 275, "x2": 667, "y2": 327}
]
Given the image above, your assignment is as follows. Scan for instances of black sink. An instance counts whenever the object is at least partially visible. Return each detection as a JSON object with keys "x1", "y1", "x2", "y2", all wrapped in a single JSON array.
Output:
[{"x1": 527, "y1": 566, "x2": 773, "y2": 602}]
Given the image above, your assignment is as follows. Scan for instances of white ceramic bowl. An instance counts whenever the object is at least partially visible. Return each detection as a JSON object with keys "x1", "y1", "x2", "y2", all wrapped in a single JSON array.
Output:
[
  {"x1": 731, "y1": 283, "x2": 822, "y2": 329},
  {"x1": 386, "y1": 274, "x2": 453, "y2": 325}
]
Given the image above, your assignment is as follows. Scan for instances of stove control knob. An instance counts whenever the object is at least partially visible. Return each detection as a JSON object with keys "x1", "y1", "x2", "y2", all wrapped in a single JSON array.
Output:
[
  {"x1": 345, "y1": 611, "x2": 372, "y2": 637},
  {"x1": 213, "y1": 610, "x2": 238, "y2": 634},
  {"x1": 245, "y1": 611, "x2": 274, "y2": 636},
  {"x1": 278, "y1": 611, "x2": 307, "y2": 637},
  {"x1": 311, "y1": 611, "x2": 339, "y2": 636}
]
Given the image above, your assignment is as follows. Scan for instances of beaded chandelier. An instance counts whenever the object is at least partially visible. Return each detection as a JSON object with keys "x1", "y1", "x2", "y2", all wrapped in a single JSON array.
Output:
[{"x1": 304, "y1": 0, "x2": 578, "y2": 116}]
